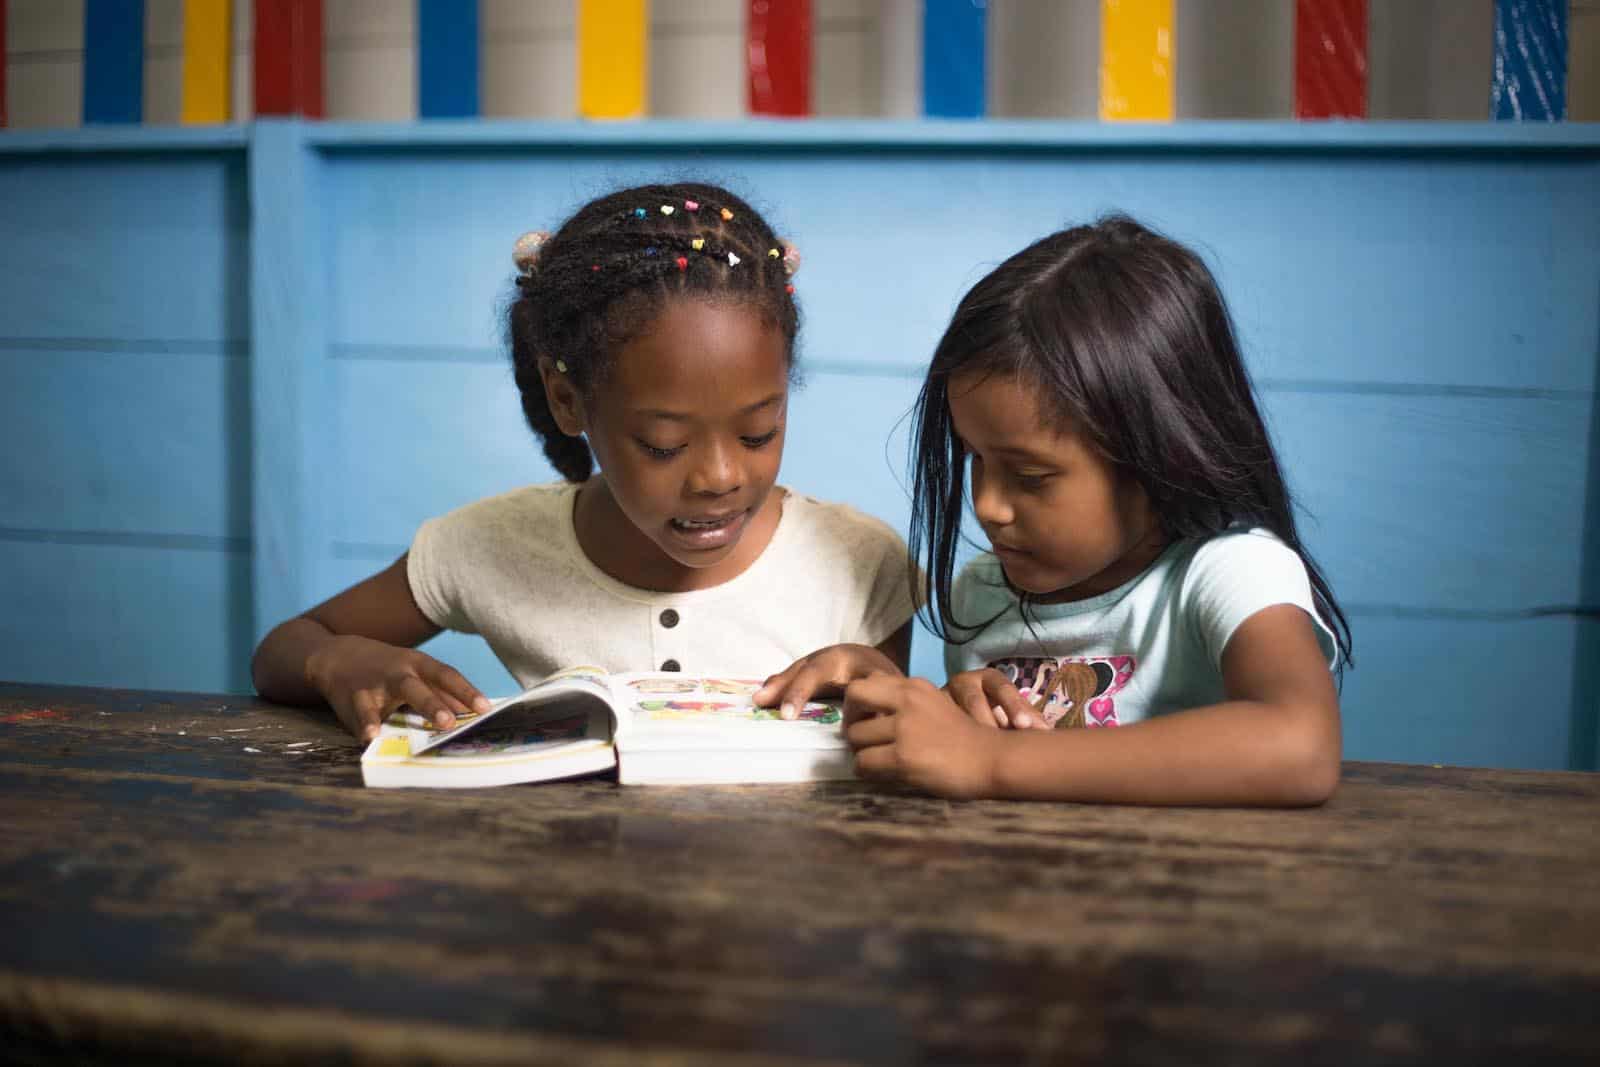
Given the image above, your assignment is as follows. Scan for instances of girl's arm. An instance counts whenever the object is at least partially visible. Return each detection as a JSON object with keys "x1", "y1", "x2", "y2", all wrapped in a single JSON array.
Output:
[
  {"x1": 844, "y1": 605, "x2": 1341, "y2": 806},
  {"x1": 251, "y1": 554, "x2": 492, "y2": 740},
  {"x1": 753, "y1": 621, "x2": 913, "y2": 718}
]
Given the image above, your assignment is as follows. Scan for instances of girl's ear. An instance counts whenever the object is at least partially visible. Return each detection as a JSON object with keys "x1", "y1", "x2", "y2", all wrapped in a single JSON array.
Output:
[{"x1": 539, "y1": 358, "x2": 586, "y2": 436}]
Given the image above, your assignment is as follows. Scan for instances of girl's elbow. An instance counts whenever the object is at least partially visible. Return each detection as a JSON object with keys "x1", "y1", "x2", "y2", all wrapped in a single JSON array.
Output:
[{"x1": 1279, "y1": 707, "x2": 1341, "y2": 806}]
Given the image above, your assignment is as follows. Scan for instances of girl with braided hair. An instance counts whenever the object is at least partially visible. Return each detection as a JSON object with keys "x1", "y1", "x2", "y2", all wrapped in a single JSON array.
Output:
[{"x1": 252, "y1": 183, "x2": 914, "y2": 742}]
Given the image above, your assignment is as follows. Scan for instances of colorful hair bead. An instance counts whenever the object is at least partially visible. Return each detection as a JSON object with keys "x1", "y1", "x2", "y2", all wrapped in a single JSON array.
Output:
[
  {"x1": 691, "y1": 238, "x2": 705, "y2": 251},
  {"x1": 768, "y1": 248, "x2": 780, "y2": 259},
  {"x1": 727, "y1": 252, "x2": 741, "y2": 267},
  {"x1": 660, "y1": 205, "x2": 675, "y2": 216},
  {"x1": 555, "y1": 359, "x2": 569, "y2": 373},
  {"x1": 720, "y1": 208, "x2": 734, "y2": 221},
  {"x1": 633, "y1": 207, "x2": 646, "y2": 218},
  {"x1": 785, "y1": 284, "x2": 795, "y2": 295},
  {"x1": 685, "y1": 200, "x2": 700, "y2": 212},
  {"x1": 781, "y1": 244, "x2": 802, "y2": 276},
  {"x1": 645, "y1": 246, "x2": 657, "y2": 256},
  {"x1": 675, "y1": 256, "x2": 688, "y2": 270}
]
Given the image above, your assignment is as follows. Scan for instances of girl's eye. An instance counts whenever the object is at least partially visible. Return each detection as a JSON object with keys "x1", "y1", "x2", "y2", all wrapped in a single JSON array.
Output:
[
  {"x1": 637, "y1": 440, "x2": 684, "y2": 460},
  {"x1": 1014, "y1": 472, "x2": 1052, "y2": 491},
  {"x1": 740, "y1": 429, "x2": 780, "y2": 449}
]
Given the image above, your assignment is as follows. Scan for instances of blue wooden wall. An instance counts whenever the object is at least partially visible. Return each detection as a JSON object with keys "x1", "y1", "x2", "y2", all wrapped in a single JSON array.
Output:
[{"x1": 2, "y1": 121, "x2": 1597, "y2": 771}]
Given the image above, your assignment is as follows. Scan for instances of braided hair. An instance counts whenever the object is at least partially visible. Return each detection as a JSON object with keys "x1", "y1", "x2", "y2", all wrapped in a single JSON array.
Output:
[{"x1": 508, "y1": 183, "x2": 801, "y2": 482}]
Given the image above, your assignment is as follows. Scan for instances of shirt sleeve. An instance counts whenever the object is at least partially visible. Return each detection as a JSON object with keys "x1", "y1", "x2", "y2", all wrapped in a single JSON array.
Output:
[
  {"x1": 846, "y1": 520, "x2": 917, "y2": 649},
  {"x1": 1181, "y1": 530, "x2": 1337, "y2": 670},
  {"x1": 406, "y1": 513, "x2": 478, "y2": 634}
]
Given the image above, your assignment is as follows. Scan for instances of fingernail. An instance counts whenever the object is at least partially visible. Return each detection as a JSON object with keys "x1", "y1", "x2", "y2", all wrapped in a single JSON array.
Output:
[
  {"x1": 473, "y1": 696, "x2": 492, "y2": 713},
  {"x1": 781, "y1": 703, "x2": 797, "y2": 720},
  {"x1": 992, "y1": 704, "x2": 1008, "y2": 727},
  {"x1": 1015, "y1": 714, "x2": 1031, "y2": 728},
  {"x1": 435, "y1": 711, "x2": 452, "y2": 728}
]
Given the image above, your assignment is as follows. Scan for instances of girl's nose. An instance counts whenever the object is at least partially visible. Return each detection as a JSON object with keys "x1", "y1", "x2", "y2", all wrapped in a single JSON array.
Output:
[
  {"x1": 971, "y1": 466, "x2": 1011, "y2": 527},
  {"x1": 687, "y1": 441, "x2": 741, "y2": 496}
]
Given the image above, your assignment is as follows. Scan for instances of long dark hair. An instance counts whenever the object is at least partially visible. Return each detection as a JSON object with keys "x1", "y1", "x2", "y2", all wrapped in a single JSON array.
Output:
[
  {"x1": 909, "y1": 215, "x2": 1352, "y2": 669},
  {"x1": 508, "y1": 182, "x2": 799, "y2": 482}
]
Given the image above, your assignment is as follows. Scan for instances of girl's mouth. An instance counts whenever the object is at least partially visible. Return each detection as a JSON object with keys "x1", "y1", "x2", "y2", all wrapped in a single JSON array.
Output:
[{"x1": 667, "y1": 509, "x2": 749, "y2": 550}]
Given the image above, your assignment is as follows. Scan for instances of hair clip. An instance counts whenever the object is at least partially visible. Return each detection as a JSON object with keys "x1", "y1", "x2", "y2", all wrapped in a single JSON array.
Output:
[
  {"x1": 511, "y1": 230, "x2": 553, "y2": 274},
  {"x1": 661, "y1": 205, "x2": 675, "y2": 216},
  {"x1": 691, "y1": 238, "x2": 705, "y2": 251},
  {"x1": 727, "y1": 252, "x2": 741, "y2": 267},
  {"x1": 685, "y1": 200, "x2": 700, "y2": 212},
  {"x1": 555, "y1": 359, "x2": 569, "y2": 373},
  {"x1": 720, "y1": 208, "x2": 734, "y2": 221}
]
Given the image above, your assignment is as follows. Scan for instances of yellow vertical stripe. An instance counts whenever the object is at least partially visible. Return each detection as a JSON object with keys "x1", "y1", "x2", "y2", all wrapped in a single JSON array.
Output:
[
  {"x1": 1100, "y1": 0, "x2": 1173, "y2": 121},
  {"x1": 578, "y1": 0, "x2": 648, "y2": 119},
  {"x1": 181, "y1": 0, "x2": 232, "y2": 124}
]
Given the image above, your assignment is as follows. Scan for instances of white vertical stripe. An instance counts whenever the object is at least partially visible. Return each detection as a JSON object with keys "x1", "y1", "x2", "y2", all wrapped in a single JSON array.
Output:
[
  {"x1": 5, "y1": 0, "x2": 86, "y2": 128},
  {"x1": 989, "y1": 0, "x2": 1098, "y2": 118},
  {"x1": 652, "y1": 0, "x2": 744, "y2": 118},
  {"x1": 324, "y1": 0, "x2": 416, "y2": 120},
  {"x1": 481, "y1": 0, "x2": 574, "y2": 118},
  {"x1": 144, "y1": 0, "x2": 184, "y2": 125},
  {"x1": 1176, "y1": 0, "x2": 1292, "y2": 118}
]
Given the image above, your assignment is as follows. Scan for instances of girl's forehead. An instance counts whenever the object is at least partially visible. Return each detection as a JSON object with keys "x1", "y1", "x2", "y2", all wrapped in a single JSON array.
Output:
[{"x1": 604, "y1": 299, "x2": 789, "y2": 410}]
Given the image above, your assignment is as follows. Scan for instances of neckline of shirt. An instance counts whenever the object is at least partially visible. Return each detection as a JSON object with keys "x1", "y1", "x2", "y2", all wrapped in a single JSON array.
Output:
[{"x1": 555, "y1": 482, "x2": 800, "y2": 607}]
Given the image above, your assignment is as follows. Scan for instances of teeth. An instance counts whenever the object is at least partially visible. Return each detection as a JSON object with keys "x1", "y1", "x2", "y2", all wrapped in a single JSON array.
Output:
[{"x1": 675, "y1": 515, "x2": 733, "y2": 529}]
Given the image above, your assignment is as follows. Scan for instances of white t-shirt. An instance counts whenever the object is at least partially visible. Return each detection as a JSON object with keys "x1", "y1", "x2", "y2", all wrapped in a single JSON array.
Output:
[
  {"x1": 943, "y1": 528, "x2": 1338, "y2": 728},
  {"x1": 408, "y1": 483, "x2": 915, "y2": 688}
]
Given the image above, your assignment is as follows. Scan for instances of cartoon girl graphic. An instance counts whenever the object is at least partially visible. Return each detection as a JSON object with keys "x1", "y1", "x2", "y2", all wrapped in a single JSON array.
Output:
[{"x1": 990, "y1": 655, "x2": 1134, "y2": 728}]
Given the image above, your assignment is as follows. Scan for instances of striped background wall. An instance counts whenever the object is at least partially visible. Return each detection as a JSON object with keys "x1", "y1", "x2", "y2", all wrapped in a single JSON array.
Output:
[{"x1": 5, "y1": 0, "x2": 1599, "y2": 125}]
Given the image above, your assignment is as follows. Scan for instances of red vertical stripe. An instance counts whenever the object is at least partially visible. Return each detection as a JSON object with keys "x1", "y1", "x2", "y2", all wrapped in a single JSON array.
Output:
[
  {"x1": 255, "y1": 0, "x2": 324, "y2": 118},
  {"x1": 0, "y1": 0, "x2": 8, "y2": 127},
  {"x1": 747, "y1": 0, "x2": 812, "y2": 117},
  {"x1": 1295, "y1": 0, "x2": 1367, "y2": 119}
]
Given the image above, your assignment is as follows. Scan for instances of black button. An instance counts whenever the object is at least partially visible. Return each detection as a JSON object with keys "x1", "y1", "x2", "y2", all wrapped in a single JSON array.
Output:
[
  {"x1": 659, "y1": 608, "x2": 679, "y2": 628},
  {"x1": 660, "y1": 659, "x2": 681, "y2": 672}
]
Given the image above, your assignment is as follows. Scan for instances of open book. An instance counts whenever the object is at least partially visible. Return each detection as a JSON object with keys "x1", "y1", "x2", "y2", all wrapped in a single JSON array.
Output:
[{"x1": 360, "y1": 666, "x2": 852, "y2": 788}]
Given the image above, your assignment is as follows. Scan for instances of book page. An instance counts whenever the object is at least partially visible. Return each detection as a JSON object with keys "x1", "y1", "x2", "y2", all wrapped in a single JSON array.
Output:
[
  {"x1": 410, "y1": 664, "x2": 616, "y2": 755},
  {"x1": 606, "y1": 673, "x2": 843, "y2": 747}
]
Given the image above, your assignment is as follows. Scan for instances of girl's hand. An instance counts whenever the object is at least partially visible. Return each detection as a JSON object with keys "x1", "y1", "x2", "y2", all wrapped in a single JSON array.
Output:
[
  {"x1": 943, "y1": 668, "x2": 1050, "y2": 730},
  {"x1": 754, "y1": 643, "x2": 902, "y2": 720},
  {"x1": 843, "y1": 675, "x2": 1003, "y2": 799},
  {"x1": 306, "y1": 634, "x2": 492, "y2": 742}
]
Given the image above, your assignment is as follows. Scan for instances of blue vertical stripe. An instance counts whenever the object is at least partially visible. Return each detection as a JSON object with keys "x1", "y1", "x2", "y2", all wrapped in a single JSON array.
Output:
[
  {"x1": 923, "y1": 0, "x2": 986, "y2": 118},
  {"x1": 1491, "y1": 0, "x2": 1567, "y2": 121},
  {"x1": 418, "y1": 0, "x2": 480, "y2": 119},
  {"x1": 83, "y1": 0, "x2": 145, "y2": 124}
]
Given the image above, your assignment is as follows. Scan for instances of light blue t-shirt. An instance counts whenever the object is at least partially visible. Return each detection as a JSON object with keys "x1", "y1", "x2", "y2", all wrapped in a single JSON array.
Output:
[{"x1": 943, "y1": 528, "x2": 1338, "y2": 729}]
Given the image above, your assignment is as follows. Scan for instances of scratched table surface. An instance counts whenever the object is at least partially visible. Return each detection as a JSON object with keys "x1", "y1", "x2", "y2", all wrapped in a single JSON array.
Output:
[{"x1": 1, "y1": 683, "x2": 1598, "y2": 1066}]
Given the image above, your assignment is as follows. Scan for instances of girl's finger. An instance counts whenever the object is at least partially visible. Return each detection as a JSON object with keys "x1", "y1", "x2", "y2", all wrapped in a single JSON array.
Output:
[
  {"x1": 397, "y1": 675, "x2": 453, "y2": 730},
  {"x1": 946, "y1": 677, "x2": 999, "y2": 728},
  {"x1": 853, "y1": 743, "x2": 901, "y2": 781},
  {"x1": 990, "y1": 681, "x2": 1032, "y2": 728},
  {"x1": 844, "y1": 713, "x2": 896, "y2": 749},
  {"x1": 753, "y1": 663, "x2": 801, "y2": 707},
  {"x1": 429, "y1": 660, "x2": 492, "y2": 715},
  {"x1": 769, "y1": 666, "x2": 826, "y2": 720},
  {"x1": 349, "y1": 691, "x2": 384, "y2": 742}
]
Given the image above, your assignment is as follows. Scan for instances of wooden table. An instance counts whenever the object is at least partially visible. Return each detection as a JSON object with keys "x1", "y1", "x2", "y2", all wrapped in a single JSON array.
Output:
[{"x1": 1, "y1": 682, "x2": 1597, "y2": 1065}]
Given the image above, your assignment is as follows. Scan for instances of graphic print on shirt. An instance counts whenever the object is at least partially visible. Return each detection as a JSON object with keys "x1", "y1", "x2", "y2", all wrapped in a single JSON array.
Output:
[{"x1": 985, "y1": 655, "x2": 1135, "y2": 728}]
